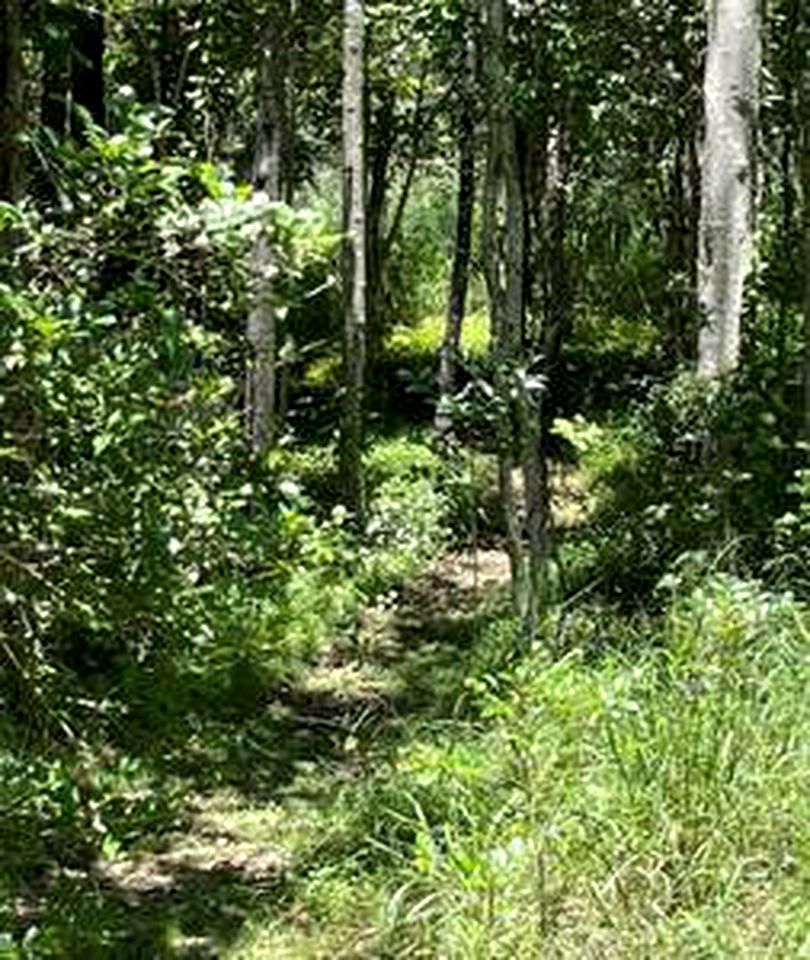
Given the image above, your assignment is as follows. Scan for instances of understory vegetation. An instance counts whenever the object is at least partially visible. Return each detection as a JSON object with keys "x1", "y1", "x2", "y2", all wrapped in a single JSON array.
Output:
[{"x1": 3, "y1": 0, "x2": 810, "y2": 956}]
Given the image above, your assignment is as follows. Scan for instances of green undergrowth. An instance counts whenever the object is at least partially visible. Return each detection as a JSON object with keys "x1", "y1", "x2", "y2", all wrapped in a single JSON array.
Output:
[
  {"x1": 305, "y1": 310, "x2": 490, "y2": 393},
  {"x1": 0, "y1": 431, "x2": 460, "y2": 955},
  {"x1": 8, "y1": 406, "x2": 810, "y2": 957},
  {"x1": 230, "y1": 575, "x2": 810, "y2": 958}
]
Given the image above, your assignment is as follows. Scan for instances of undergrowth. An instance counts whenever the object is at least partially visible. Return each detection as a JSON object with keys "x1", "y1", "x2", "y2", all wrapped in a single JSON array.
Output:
[{"x1": 232, "y1": 575, "x2": 810, "y2": 958}]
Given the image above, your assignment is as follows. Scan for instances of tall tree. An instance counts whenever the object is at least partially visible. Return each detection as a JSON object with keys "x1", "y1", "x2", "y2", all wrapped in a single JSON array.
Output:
[
  {"x1": 697, "y1": 0, "x2": 761, "y2": 377},
  {"x1": 801, "y1": 42, "x2": 810, "y2": 433},
  {"x1": 436, "y1": 9, "x2": 476, "y2": 438},
  {"x1": 340, "y1": 0, "x2": 366, "y2": 522},
  {"x1": 482, "y1": 0, "x2": 548, "y2": 637},
  {"x1": 246, "y1": 6, "x2": 294, "y2": 457},
  {"x1": 0, "y1": 0, "x2": 24, "y2": 203}
]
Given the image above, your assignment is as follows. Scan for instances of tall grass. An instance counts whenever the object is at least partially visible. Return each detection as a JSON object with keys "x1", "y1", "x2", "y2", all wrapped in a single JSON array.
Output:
[{"x1": 253, "y1": 576, "x2": 810, "y2": 957}]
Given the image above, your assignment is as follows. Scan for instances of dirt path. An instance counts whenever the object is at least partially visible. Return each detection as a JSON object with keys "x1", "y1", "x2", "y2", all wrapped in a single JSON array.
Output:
[{"x1": 83, "y1": 548, "x2": 512, "y2": 957}]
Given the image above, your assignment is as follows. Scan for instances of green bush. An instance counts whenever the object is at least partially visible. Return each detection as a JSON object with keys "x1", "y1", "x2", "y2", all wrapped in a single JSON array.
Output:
[
  {"x1": 588, "y1": 368, "x2": 798, "y2": 602},
  {"x1": 0, "y1": 118, "x2": 343, "y2": 737}
]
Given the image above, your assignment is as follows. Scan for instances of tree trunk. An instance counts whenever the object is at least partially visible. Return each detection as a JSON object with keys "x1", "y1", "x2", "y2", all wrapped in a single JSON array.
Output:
[
  {"x1": 366, "y1": 91, "x2": 394, "y2": 371},
  {"x1": 483, "y1": 0, "x2": 548, "y2": 638},
  {"x1": 776, "y1": 0, "x2": 800, "y2": 372},
  {"x1": 0, "y1": 0, "x2": 24, "y2": 204},
  {"x1": 340, "y1": 0, "x2": 367, "y2": 523},
  {"x1": 42, "y1": 4, "x2": 105, "y2": 139},
  {"x1": 246, "y1": 11, "x2": 293, "y2": 457},
  {"x1": 436, "y1": 27, "x2": 476, "y2": 438},
  {"x1": 541, "y1": 118, "x2": 569, "y2": 376},
  {"x1": 697, "y1": 0, "x2": 761, "y2": 377},
  {"x1": 800, "y1": 62, "x2": 810, "y2": 434}
]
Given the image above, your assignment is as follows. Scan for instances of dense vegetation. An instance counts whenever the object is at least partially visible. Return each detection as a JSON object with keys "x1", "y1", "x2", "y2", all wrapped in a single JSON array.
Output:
[{"x1": 2, "y1": 0, "x2": 810, "y2": 956}]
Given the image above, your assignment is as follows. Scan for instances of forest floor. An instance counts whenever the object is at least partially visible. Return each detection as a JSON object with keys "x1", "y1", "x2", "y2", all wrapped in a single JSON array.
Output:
[
  {"x1": 60, "y1": 547, "x2": 514, "y2": 958},
  {"x1": 17, "y1": 446, "x2": 810, "y2": 957}
]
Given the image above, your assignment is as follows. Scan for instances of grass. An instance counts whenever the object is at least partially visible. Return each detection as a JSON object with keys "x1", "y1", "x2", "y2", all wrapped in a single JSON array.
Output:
[
  {"x1": 212, "y1": 574, "x2": 810, "y2": 958},
  {"x1": 7, "y1": 426, "x2": 810, "y2": 957}
]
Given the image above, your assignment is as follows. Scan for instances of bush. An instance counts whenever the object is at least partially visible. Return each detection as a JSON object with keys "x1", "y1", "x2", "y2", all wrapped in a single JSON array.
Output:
[
  {"x1": 587, "y1": 368, "x2": 798, "y2": 602},
  {"x1": 0, "y1": 118, "x2": 339, "y2": 738}
]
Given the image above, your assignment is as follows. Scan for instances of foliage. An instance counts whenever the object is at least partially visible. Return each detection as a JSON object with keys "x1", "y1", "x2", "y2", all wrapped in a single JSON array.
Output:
[
  {"x1": 272, "y1": 576, "x2": 810, "y2": 958},
  {"x1": 5, "y1": 0, "x2": 810, "y2": 953},
  {"x1": 585, "y1": 369, "x2": 799, "y2": 601},
  {"x1": 0, "y1": 119, "x2": 341, "y2": 736}
]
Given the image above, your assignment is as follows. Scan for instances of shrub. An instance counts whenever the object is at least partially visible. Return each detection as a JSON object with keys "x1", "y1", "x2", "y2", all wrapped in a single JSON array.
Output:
[{"x1": 588, "y1": 368, "x2": 798, "y2": 601}]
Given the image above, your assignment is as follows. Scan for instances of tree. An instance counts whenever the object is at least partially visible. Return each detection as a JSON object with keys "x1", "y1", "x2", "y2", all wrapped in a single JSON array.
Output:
[
  {"x1": 801, "y1": 38, "x2": 810, "y2": 432},
  {"x1": 246, "y1": 4, "x2": 294, "y2": 456},
  {"x1": 0, "y1": 0, "x2": 24, "y2": 203},
  {"x1": 482, "y1": 0, "x2": 549, "y2": 638},
  {"x1": 436, "y1": 5, "x2": 477, "y2": 439},
  {"x1": 340, "y1": 0, "x2": 366, "y2": 522},
  {"x1": 697, "y1": 0, "x2": 761, "y2": 377}
]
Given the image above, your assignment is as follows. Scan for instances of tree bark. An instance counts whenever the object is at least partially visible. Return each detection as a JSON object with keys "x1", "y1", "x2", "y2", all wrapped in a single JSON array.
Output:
[
  {"x1": 800, "y1": 61, "x2": 810, "y2": 434},
  {"x1": 482, "y1": 0, "x2": 523, "y2": 604},
  {"x1": 0, "y1": 0, "x2": 24, "y2": 203},
  {"x1": 483, "y1": 0, "x2": 548, "y2": 638},
  {"x1": 42, "y1": 4, "x2": 105, "y2": 139},
  {"x1": 246, "y1": 10, "x2": 293, "y2": 457},
  {"x1": 697, "y1": 0, "x2": 761, "y2": 377},
  {"x1": 436, "y1": 26, "x2": 476, "y2": 438},
  {"x1": 541, "y1": 118, "x2": 569, "y2": 376},
  {"x1": 366, "y1": 90, "x2": 395, "y2": 369},
  {"x1": 340, "y1": 0, "x2": 367, "y2": 523}
]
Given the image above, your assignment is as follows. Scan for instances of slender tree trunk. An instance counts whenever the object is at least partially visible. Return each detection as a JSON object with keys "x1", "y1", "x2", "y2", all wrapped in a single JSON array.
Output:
[
  {"x1": 246, "y1": 11, "x2": 292, "y2": 457},
  {"x1": 483, "y1": 0, "x2": 548, "y2": 638},
  {"x1": 686, "y1": 131, "x2": 701, "y2": 354},
  {"x1": 665, "y1": 136, "x2": 688, "y2": 361},
  {"x1": 366, "y1": 92, "x2": 394, "y2": 371},
  {"x1": 697, "y1": 0, "x2": 761, "y2": 377},
  {"x1": 0, "y1": 0, "x2": 24, "y2": 203},
  {"x1": 663, "y1": 4, "x2": 702, "y2": 363},
  {"x1": 800, "y1": 63, "x2": 810, "y2": 434},
  {"x1": 542, "y1": 118, "x2": 569, "y2": 375},
  {"x1": 340, "y1": 0, "x2": 366, "y2": 523},
  {"x1": 482, "y1": 0, "x2": 521, "y2": 606},
  {"x1": 777, "y1": 0, "x2": 800, "y2": 372},
  {"x1": 436, "y1": 29, "x2": 476, "y2": 438}
]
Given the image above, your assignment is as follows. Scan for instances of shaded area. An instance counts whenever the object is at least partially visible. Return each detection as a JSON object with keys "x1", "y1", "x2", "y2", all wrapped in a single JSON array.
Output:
[
  {"x1": 3, "y1": 550, "x2": 511, "y2": 957},
  {"x1": 8, "y1": 857, "x2": 289, "y2": 959}
]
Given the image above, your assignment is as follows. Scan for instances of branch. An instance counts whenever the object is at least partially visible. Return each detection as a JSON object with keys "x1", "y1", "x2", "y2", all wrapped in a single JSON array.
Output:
[{"x1": 383, "y1": 72, "x2": 434, "y2": 257}]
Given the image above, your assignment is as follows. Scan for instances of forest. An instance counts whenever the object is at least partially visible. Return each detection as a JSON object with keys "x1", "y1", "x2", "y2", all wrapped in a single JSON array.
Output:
[{"x1": 1, "y1": 0, "x2": 810, "y2": 955}]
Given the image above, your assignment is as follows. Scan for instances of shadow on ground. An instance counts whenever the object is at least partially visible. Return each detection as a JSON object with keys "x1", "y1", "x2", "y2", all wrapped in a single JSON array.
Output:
[
  {"x1": 9, "y1": 857, "x2": 288, "y2": 958},
  {"x1": 4, "y1": 549, "x2": 510, "y2": 957}
]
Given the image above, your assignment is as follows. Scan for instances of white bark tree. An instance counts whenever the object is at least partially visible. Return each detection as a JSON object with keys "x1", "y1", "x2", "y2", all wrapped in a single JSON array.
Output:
[
  {"x1": 482, "y1": 0, "x2": 549, "y2": 638},
  {"x1": 697, "y1": 0, "x2": 761, "y2": 377},
  {"x1": 339, "y1": 0, "x2": 367, "y2": 522}
]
